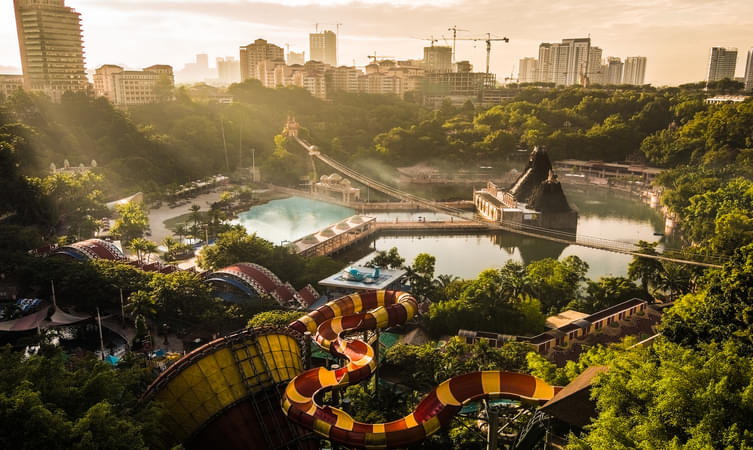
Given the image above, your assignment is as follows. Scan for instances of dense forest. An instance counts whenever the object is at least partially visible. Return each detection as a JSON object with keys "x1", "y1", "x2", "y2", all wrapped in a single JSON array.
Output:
[{"x1": 2, "y1": 80, "x2": 753, "y2": 448}]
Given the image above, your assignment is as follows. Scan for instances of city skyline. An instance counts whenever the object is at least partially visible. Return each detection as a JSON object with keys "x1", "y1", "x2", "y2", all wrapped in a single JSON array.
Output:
[{"x1": 1, "y1": 0, "x2": 753, "y2": 86}]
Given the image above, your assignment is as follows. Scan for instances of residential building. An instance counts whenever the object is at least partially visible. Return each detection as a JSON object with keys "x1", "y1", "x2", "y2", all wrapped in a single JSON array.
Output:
[
  {"x1": 358, "y1": 72, "x2": 403, "y2": 96},
  {"x1": 518, "y1": 57, "x2": 537, "y2": 83},
  {"x1": 561, "y1": 37, "x2": 591, "y2": 86},
  {"x1": 536, "y1": 44, "x2": 553, "y2": 83},
  {"x1": 216, "y1": 57, "x2": 240, "y2": 85},
  {"x1": 309, "y1": 30, "x2": 337, "y2": 66},
  {"x1": 239, "y1": 39, "x2": 284, "y2": 82},
  {"x1": 606, "y1": 57, "x2": 623, "y2": 85},
  {"x1": 0, "y1": 74, "x2": 24, "y2": 99},
  {"x1": 536, "y1": 42, "x2": 570, "y2": 85},
  {"x1": 331, "y1": 66, "x2": 361, "y2": 93},
  {"x1": 423, "y1": 46, "x2": 452, "y2": 73},
  {"x1": 13, "y1": 0, "x2": 89, "y2": 100},
  {"x1": 255, "y1": 59, "x2": 286, "y2": 88},
  {"x1": 706, "y1": 47, "x2": 737, "y2": 82},
  {"x1": 287, "y1": 51, "x2": 305, "y2": 65},
  {"x1": 586, "y1": 46, "x2": 602, "y2": 85},
  {"x1": 744, "y1": 48, "x2": 753, "y2": 92},
  {"x1": 93, "y1": 64, "x2": 174, "y2": 106},
  {"x1": 623, "y1": 56, "x2": 647, "y2": 85}
]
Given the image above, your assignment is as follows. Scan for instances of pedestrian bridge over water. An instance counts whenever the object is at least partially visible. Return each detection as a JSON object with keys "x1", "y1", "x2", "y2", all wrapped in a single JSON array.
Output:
[{"x1": 285, "y1": 122, "x2": 725, "y2": 269}]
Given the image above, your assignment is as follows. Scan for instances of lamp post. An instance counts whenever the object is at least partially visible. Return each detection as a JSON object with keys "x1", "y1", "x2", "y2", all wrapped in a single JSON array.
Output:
[
  {"x1": 251, "y1": 148, "x2": 256, "y2": 182},
  {"x1": 119, "y1": 288, "x2": 124, "y2": 328}
]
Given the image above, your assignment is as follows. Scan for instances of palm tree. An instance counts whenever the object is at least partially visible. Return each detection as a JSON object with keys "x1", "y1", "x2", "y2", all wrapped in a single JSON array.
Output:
[
  {"x1": 125, "y1": 290, "x2": 156, "y2": 321},
  {"x1": 628, "y1": 240, "x2": 664, "y2": 297},
  {"x1": 162, "y1": 236, "x2": 177, "y2": 262},
  {"x1": 130, "y1": 237, "x2": 148, "y2": 263},
  {"x1": 189, "y1": 204, "x2": 202, "y2": 228},
  {"x1": 655, "y1": 262, "x2": 692, "y2": 301},
  {"x1": 142, "y1": 240, "x2": 159, "y2": 263},
  {"x1": 173, "y1": 223, "x2": 187, "y2": 244},
  {"x1": 433, "y1": 274, "x2": 459, "y2": 289}
]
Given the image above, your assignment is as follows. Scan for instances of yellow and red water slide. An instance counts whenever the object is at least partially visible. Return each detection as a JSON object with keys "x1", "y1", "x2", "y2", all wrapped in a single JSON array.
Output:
[{"x1": 282, "y1": 290, "x2": 558, "y2": 448}]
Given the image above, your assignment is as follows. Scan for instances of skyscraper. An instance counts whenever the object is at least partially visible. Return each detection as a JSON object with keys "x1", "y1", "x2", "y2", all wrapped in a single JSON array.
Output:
[
  {"x1": 706, "y1": 47, "x2": 737, "y2": 82},
  {"x1": 423, "y1": 46, "x2": 452, "y2": 73},
  {"x1": 606, "y1": 57, "x2": 624, "y2": 85},
  {"x1": 309, "y1": 30, "x2": 337, "y2": 66},
  {"x1": 239, "y1": 39, "x2": 284, "y2": 82},
  {"x1": 743, "y1": 48, "x2": 753, "y2": 92},
  {"x1": 561, "y1": 37, "x2": 591, "y2": 86},
  {"x1": 623, "y1": 56, "x2": 647, "y2": 85},
  {"x1": 518, "y1": 57, "x2": 537, "y2": 83},
  {"x1": 216, "y1": 57, "x2": 241, "y2": 85},
  {"x1": 13, "y1": 0, "x2": 89, "y2": 100},
  {"x1": 586, "y1": 46, "x2": 603, "y2": 85}
]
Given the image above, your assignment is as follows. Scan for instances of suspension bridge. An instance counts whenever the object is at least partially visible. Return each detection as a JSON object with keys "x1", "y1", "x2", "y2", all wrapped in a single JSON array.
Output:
[{"x1": 287, "y1": 127, "x2": 724, "y2": 269}]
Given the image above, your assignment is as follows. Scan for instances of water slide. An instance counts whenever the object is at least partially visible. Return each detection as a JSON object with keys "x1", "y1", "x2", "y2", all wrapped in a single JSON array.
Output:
[{"x1": 282, "y1": 290, "x2": 559, "y2": 448}]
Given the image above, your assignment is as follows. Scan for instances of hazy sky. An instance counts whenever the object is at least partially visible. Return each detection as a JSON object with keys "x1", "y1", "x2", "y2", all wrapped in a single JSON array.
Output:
[{"x1": 2, "y1": 0, "x2": 752, "y2": 85}]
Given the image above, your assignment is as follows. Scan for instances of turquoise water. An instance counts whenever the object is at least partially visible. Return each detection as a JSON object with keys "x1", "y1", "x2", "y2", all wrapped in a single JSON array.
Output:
[
  {"x1": 236, "y1": 188, "x2": 666, "y2": 280},
  {"x1": 232, "y1": 196, "x2": 355, "y2": 245}
]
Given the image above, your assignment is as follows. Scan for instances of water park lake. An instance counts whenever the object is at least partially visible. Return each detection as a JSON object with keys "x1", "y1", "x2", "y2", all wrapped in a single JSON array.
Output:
[{"x1": 232, "y1": 188, "x2": 667, "y2": 280}]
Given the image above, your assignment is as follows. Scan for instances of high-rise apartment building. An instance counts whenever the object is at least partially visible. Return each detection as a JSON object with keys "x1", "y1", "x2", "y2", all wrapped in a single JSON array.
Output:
[
  {"x1": 586, "y1": 46, "x2": 603, "y2": 85},
  {"x1": 287, "y1": 51, "x2": 305, "y2": 66},
  {"x1": 743, "y1": 48, "x2": 753, "y2": 92},
  {"x1": 309, "y1": 31, "x2": 337, "y2": 66},
  {"x1": 13, "y1": 0, "x2": 89, "y2": 100},
  {"x1": 239, "y1": 39, "x2": 284, "y2": 81},
  {"x1": 561, "y1": 38, "x2": 591, "y2": 86},
  {"x1": 538, "y1": 41, "x2": 583, "y2": 85},
  {"x1": 707, "y1": 47, "x2": 737, "y2": 82},
  {"x1": 94, "y1": 64, "x2": 174, "y2": 106},
  {"x1": 623, "y1": 56, "x2": 647, "y2": 85},
  {"x1": 216, "y1": 57, "x2": 240, "y2": 85},
  {"x1": 606, "y1": 57, "x2": 623, "y2": 85},
  {"x1": 518, "y1": 57, "x2": 537, "y2": 83},
  {"x1": 424, "y1": 46, "x2": 452, "y2": 73}
]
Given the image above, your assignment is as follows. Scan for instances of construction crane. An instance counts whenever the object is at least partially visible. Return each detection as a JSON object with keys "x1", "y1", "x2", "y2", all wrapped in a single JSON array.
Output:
[
  {"x1": 314, "y1": 22, "x2": 342, "y2": 34},
  {"x1": 447, "y1": 25, "x2": 469, "y2": 63},
  {"x1": 454, "y1": 33, "x2": 509, "y2": 74},
  {"x1": 367, "y1": 52, "x2": 395, "y2": 63},
  {"x1": 421, "y1": 36, "x2": 442, "y2": 47},
  {"x1": 315, "y1": 22, "x2": 343, "y2": 64}
]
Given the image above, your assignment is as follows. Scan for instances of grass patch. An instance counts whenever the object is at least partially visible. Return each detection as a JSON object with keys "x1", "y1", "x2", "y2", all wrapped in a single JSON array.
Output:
[{"x1": 163, "y1": 212, "x2": 208, "y2": 232}]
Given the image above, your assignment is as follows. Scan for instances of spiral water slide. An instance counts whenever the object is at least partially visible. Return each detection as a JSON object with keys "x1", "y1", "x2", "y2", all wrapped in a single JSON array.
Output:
[{"x1": 282, "y1": 290, "x2": 559, "y2": 448}]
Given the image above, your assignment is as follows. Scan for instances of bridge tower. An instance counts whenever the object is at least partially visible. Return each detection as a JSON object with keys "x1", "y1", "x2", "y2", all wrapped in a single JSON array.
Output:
[{"x1": 283, "y1": 116, "x2": 299, "y2": 137}]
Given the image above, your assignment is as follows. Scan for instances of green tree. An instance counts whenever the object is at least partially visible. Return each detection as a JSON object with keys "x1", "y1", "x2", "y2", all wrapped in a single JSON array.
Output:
[
  {"x1": 110, "y1": 201, "x2": 149, "y2": 245},
  {"x1": 247, "y1": 310, "x2": 305, "y2": 328},
  {"x1": 72, "y1": 402, "x2": 146, "y2": 450},
  {"x1": 364, "y1": 247, "x2": 405, "y2": 269},
  {"x1": 526, "y1": 256, "x2": 588, "y2": 314},
  {"x1": 197, "y1": 227, "x2": 274, "y2": 270},
  {"x1": 406, "y1": 253, "x2": 436, "y2": 300},
  {"x1": 627, "y1": 240, "x2": 663, "y2": 296},
  {"x1": 572, "y1": 340, "x2": 753, "y2": 449},
  {"x1": 573, "y1": 276, "x2": 646, "y2": 313}
]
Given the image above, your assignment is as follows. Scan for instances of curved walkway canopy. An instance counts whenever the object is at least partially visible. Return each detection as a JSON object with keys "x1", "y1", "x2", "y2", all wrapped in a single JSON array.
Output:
[{"x1": 55, "y1": 239, "x2": 125, "y2": 261}]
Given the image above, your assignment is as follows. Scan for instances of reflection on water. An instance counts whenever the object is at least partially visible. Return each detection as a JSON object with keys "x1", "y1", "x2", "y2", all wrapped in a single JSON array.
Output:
[
  {"x1": 232, "y1": 197, "x2": 355, "y2": 245},
  {"x1": 236, "y1": 188, "x2": 667, "y2": 280}
]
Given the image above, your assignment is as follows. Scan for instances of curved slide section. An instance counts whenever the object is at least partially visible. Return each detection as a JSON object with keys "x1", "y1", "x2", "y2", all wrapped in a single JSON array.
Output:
[{"x1": 282, "y1": 290, "x2": 558, "y2": 449}]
